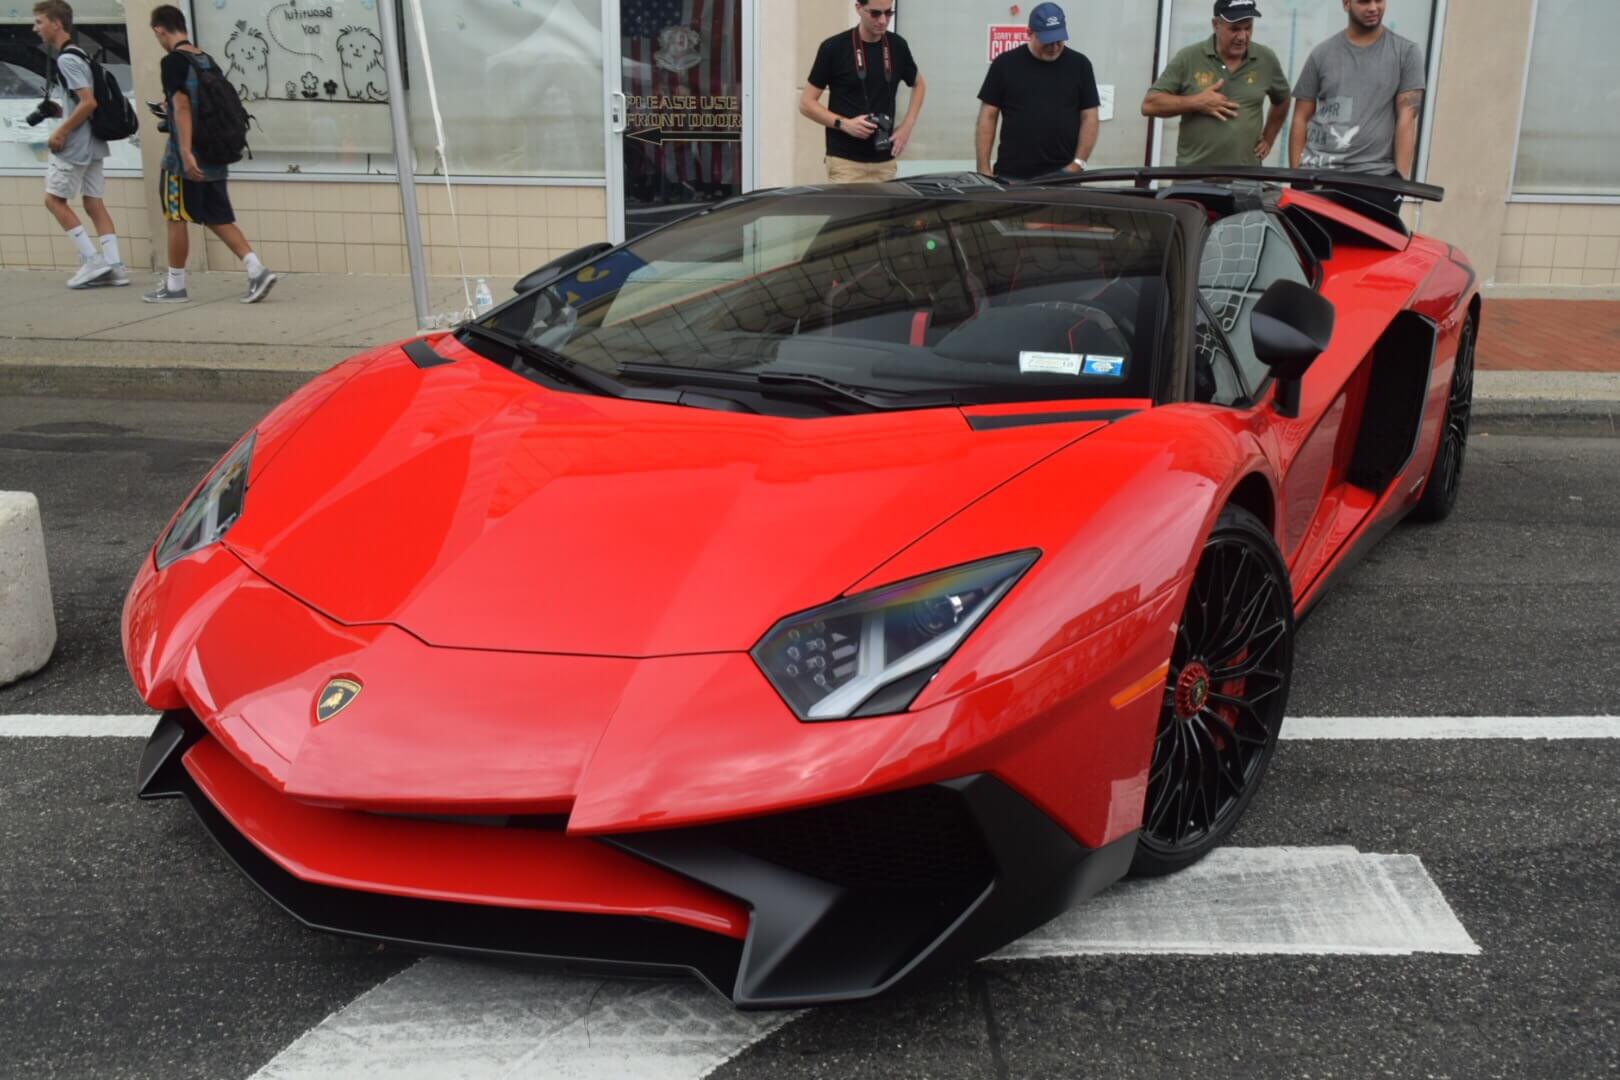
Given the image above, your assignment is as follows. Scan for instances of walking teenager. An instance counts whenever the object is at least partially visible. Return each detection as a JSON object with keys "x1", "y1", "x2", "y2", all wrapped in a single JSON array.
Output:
[{"x1": 145, "y1": 4, "x2": 276, "y2": 303}]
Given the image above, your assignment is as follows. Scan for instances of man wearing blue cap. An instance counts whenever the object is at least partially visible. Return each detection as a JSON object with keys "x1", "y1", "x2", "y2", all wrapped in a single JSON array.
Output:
[{"x1": 975, "y1": 2, "x2": 1101, "y2": 179}]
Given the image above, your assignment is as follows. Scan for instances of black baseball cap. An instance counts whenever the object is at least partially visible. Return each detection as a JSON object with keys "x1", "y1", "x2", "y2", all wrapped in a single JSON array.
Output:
[{"x1": 1215, "y1": 0, "x2": 1262, "y2": 20}]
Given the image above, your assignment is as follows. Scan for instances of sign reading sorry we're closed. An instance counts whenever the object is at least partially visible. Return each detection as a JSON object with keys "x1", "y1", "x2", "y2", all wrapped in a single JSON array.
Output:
[{"x1": 988, "y1": 25, "x2": 1027, "y2": 62}]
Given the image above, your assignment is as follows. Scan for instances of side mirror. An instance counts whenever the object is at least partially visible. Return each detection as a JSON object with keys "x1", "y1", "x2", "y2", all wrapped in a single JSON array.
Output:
[
  {"x1": 1251, "y1": 279, "x2": 1335, "y2": 418},
  {"x1": 513, "y1": 241, "x2": 614, "y2": 295}
]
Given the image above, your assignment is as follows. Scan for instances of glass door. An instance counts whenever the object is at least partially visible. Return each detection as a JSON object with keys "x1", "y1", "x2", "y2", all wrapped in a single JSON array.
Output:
[{"x1": 604, "y1": 0, "x2": 749, "y2": 241}]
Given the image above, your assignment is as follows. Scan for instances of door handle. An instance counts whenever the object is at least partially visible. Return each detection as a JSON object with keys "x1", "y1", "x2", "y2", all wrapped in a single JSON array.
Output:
[{"x1": 610, "y1": 90, "x2": 627, "y2": 134}]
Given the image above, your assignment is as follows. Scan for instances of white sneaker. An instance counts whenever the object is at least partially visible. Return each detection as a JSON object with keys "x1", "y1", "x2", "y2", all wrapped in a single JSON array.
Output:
[
  {"x1": 82, "y1": 263, "x2": 131, "y2": 287},
  {"x1": 66, "y1": 255, "x2": 113, "y2": 289}
]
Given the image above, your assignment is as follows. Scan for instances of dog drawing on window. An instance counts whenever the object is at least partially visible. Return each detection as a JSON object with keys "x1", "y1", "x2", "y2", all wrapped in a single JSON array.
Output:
[
  {"x1": 336, "y1": 26, "x2": 388, "y2": 102},
  {"x1": 223, "y1": 25, "x2": 270, "y2": 101}
]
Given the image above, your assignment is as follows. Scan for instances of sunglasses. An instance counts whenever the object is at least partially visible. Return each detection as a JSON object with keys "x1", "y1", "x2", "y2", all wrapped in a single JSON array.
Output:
[{"x1": 863, "y1": 6, "x2": 894, "y2": 17}]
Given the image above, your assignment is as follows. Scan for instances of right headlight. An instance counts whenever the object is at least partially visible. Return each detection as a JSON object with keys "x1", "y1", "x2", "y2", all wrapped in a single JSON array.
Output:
[
  {"x1": 752, "y1": 550, "x2": 1038, "y2": 721},
  {"x1": 154, "y1": 431, "x2": 255, "y2": 570}
]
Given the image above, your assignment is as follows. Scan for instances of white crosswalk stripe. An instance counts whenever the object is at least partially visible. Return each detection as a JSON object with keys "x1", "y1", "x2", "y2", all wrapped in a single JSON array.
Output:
[
  {"x1": 251, "y1": 845, "x2": 1475, "y2": 1080},
  {"x1": 996, "y1": 846, "x2": 1478, "y2": 958}
]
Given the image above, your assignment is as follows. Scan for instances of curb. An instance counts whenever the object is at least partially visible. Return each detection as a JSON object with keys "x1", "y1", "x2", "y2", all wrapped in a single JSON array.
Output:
[{"x1": 0, "y1": 363, "x2": 319, "y2": 404}]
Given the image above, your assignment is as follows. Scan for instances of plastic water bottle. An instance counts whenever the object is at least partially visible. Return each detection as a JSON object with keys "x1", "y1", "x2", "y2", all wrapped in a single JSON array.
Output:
[{"x1": 473, "y1": 278, "x2": 494, "y2": 316}]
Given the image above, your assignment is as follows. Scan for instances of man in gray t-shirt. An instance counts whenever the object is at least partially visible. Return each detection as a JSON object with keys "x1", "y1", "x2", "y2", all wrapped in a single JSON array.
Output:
[
  {"x1": 33, "y1": 0, "x2": 126, "y2": 289},
  {"x1": 1288, "y1": 0, "x2": 1425, "y2": 215}
]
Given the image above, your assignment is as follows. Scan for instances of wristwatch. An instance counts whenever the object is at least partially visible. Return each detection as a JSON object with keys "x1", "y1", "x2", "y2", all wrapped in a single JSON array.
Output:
[
  {"x1": 833, "y1": 117, "x2": 843, "y2": 131},
  {"x1": 1073, "y1": 158, "x2": 1087, "y2": 169}
]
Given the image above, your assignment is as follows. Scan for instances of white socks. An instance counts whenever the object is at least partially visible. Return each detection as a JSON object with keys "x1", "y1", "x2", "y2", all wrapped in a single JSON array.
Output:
[
  {"x1": 243, "y1": 251, "x2": 264, "y2": 277},
  {"x1": 167, "y1": 267, "x2": 186, "y2": 292},
  {"x1": 99, "y1": 233, "x2": 121, "y2": 266},
  {"x1": 66, "y1": 225, "x2": 98, "y2": 261}
]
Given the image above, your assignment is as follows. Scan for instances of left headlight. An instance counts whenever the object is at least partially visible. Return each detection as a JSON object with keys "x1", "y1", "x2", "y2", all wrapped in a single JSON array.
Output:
[
  {"x1": 752, "y1": 550, "x2": 1038, "y2": 722},
  {"x1": 154, "y1": 431, "x2": 256, "y2": 570}
]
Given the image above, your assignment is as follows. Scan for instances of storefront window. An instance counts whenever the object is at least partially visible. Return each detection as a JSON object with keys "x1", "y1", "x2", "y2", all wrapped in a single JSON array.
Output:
[
  {"x1": 1159, "y1": 0, "x2": 1436, "y2": 170},
  {"x1": 1512, "y1": 0, "x2": 1620, "y2": 197},
  {"x1": 191, "y1": 0, "x2": 605, "y2": 179},
  {"x1": 898, "y1": 2, "x2": 1158, "y2": 174},
  {"x1": 1, "y1": 2, "x2": 139, "y2": 172},
  {"x1": 402, "y1": 0, "x2": 604, "y2": 179},
  {"x1": 192, "y1": 0, "x2": 392, "y2": 175}
]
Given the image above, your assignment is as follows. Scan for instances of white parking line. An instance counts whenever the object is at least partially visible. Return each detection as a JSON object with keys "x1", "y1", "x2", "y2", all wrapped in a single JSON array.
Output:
[
  {"x1": 252, "y1": 846, "x2": 1474, "y2": 1080},
  {"x1": 0, "y1": 714, "x2": 157, "y2": 737},
  {"x1": 1280, "y1": 715, "x2": 1620, "y2": 740},
  {"x1": 6, "y1": 714, "x2": 1619, "y2": 741}
]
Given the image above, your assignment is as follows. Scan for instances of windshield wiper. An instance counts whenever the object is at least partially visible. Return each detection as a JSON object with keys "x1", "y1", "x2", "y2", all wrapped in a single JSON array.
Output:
[
  {"x1": 616, "y1": 363, "x2": 956, "y2": 411},
  {"x1": 459, "y1": 323, "x2": 631, "y2": 398},
  {"x1": 458, "y1": 326, "x2": 757, "y2": 413}
]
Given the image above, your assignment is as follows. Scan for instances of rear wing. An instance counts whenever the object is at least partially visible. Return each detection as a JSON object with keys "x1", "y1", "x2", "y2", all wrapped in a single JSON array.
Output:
[{"x1": 1017, "y1": 166, "x2": 1445, "y2": 205}]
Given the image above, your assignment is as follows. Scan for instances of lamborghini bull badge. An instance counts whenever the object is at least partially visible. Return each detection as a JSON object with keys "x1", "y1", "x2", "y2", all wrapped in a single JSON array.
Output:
[{"x1": 315, "y1": 678, "x2": 362, "y2": 722}]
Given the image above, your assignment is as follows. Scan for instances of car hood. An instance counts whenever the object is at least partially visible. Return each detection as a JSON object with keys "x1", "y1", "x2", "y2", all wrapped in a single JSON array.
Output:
[{"x1": 226, "y1": 342, "x2": 1110, "y2": 655}]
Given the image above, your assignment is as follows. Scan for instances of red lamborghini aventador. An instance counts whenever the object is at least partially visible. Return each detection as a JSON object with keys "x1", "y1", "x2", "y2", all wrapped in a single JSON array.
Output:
[{"x1": 126, "y1": 167, "x2": 1479, "y2": 1007}]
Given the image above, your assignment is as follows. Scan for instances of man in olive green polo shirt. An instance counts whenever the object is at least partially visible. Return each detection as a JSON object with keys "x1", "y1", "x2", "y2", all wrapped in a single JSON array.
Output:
[{"x1": 1142, "y1": 0, "x2": 1291, "y2": 167}]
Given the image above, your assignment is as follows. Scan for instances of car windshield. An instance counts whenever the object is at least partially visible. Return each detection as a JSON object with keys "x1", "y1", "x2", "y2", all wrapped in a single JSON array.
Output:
[{"x1": 477, "y1": 194, "x2": 1175, "y2": 409}]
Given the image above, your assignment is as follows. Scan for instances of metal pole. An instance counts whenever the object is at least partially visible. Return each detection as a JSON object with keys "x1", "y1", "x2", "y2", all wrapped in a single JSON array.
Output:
[{"x1": 375, "y1": 0, "x2": 432, "y2": 331}]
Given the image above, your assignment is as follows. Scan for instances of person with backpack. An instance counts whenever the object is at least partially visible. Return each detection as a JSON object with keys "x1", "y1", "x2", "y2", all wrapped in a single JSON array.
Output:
[
  {"x1": 32, "y1": 0, "x2": 130, "y2": 289},
  {"x1": 145, "y1": 5, "x2": 276, "y2": 304}
]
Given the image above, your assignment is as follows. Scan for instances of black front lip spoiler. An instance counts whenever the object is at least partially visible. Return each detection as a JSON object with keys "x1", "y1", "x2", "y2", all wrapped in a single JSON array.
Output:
[
  {"x1": 139, "y1": 711, "x2": 1137, "y2": 1008},
  {"x1": 137, "y1": 712, "x2": 744, "y2": 993}
]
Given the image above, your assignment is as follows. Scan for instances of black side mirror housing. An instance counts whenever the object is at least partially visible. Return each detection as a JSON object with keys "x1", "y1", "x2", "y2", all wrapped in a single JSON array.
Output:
[
  {"x1": 1251, "y1": 279, "x2": 1335, "y2": 418},
  {"x1": 513, "y1": 241, "x2": 614, "y2": 295}
]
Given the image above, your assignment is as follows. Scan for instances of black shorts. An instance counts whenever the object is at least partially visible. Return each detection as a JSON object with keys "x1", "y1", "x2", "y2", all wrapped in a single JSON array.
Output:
[{"x1": 160, "y1": 169, "x2": 235, "y2": 226}]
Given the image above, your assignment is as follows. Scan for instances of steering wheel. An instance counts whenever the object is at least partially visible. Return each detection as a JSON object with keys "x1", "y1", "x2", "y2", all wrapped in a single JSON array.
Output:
[{"x1": 1024, "y1": 300, "x2": 1131, "y2": 358}]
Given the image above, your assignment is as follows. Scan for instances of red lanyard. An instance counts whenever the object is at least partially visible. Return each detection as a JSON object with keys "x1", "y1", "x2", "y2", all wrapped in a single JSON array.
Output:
[{"x1": 851, "y1": 29, "x2": 894, "y2": 82}]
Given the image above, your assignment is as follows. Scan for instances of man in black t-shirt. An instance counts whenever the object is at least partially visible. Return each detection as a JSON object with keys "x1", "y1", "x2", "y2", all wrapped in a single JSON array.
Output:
[
  {"x1": 799, "y1": 0, "x2": 927, "y2": 183},
  {"x1": 976, "y1": 2, "x2": 1101, "y2": 180}
]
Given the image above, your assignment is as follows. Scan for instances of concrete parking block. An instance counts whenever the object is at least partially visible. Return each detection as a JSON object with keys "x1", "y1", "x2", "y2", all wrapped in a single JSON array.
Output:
[{"x1": 0, "y1": 491, "x2": 56, "y2": 686}]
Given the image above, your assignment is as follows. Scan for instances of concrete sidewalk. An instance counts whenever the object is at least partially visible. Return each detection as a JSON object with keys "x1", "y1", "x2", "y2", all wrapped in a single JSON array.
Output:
[{"x1": 1, "y1": 268, "x2": 1616, "y2": 428}]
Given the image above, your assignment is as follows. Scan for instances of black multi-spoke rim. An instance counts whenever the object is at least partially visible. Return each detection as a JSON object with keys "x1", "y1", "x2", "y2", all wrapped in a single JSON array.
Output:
[
  {"x1": 1143, "y1": 537, "x2": 1290, "y2": 852},
  {"x1": 1432, "y1": 317, "x2": 1476, "y2": 505}
]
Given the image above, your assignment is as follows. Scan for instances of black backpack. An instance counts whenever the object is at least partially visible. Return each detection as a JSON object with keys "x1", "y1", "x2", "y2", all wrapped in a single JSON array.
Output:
[
  {"x1": 177, "y1": 50, "x2": 251, "y2": 166},
  {"x1": 56, "y1": 44, "x2": 138, "y2": 142}
]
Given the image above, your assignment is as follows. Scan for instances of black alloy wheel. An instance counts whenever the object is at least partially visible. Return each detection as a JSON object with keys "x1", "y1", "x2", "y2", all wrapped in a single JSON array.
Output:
[
  {"x1": 1412, "y1": 312, "x2": 1477, "y2": 523},
  {"x1": 1131, "y1": 506, "x2": 1294, "y2": 877}
]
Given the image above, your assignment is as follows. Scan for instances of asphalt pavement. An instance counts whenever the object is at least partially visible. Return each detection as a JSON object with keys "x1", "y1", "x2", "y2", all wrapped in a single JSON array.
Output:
[{"x1": 1, "y1": 397, "x2": 1616, "y2": 1079}]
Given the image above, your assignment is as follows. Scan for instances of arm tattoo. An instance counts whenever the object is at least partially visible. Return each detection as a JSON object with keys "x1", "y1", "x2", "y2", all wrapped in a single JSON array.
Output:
[{"x1": 1398, "y1": 89, "x2": 1424, "y2": 119}]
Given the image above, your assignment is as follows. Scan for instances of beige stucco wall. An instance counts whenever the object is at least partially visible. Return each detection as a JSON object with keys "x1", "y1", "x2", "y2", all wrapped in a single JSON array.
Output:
[
  {"x1": 1416, "y1": 0, "x2": 1532, "y2": 288},
  {"x1": 792, "y1": 2, "x2": 859, "y2": 186}
]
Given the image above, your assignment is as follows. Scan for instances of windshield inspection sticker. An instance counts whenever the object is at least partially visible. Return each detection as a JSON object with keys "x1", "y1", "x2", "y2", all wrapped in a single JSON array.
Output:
[
  {"x1": 1019, "y1": 351, "x2": 1084, "y2": 376},
  {"x1": 1083, "y1": 355, "x2": 1126, "y2": 378}
]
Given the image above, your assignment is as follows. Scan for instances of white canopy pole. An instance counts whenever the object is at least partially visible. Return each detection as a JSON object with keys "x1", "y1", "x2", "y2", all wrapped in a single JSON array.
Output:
[{"x1": 375, "y1": 0, "x2": 432, "y2": 331}]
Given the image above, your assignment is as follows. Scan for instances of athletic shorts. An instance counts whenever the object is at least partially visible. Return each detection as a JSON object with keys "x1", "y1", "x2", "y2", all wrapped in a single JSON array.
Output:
[
  {"x1": 44, "y1": 157, "x2": 105, "y2": 200},
  {"x1": 160, "y1": 169, "x2": 235, "y2": 226}
]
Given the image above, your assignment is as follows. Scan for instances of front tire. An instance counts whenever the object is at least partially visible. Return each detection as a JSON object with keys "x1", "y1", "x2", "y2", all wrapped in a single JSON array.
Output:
[
  {"x1": 1412, "y1": 312, "x2": 1476, "y2": 524},
  {"x1": 1131, "y1": 506, "x2": 1294, "y2": 878}
]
